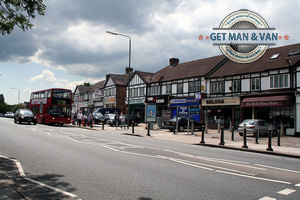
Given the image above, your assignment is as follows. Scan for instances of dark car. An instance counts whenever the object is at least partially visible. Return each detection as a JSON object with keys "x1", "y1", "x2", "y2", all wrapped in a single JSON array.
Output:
[
  {"x1": 14, "y1": 109, "x2": 36, "y2": 125},
  {"x1": 92, "y1": 112, "x2": 105, "y2": 124},
  {"x1": 162, "y1": 117, "x2": 204, "y2": 132},
  {"x1": 125, "y1": 114, "x2": 142, "y2": 126}
]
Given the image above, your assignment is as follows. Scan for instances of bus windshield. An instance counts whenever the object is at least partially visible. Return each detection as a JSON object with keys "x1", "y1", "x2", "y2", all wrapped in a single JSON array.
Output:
[
  {"x1": 52, "y1": 90, "x2": 72, "y2": 105},
  {"x1": 48, "y1": 106, "x2": 71, "y2": 117}
]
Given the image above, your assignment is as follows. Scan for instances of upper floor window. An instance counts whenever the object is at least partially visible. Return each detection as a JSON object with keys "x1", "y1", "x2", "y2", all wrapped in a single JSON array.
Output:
[
  {"x1": 166, "y1": 84, "x2": 172, "y2": 94},
  {"x1": 211, "y1": 81, "x2": 224, "y2": 93},
  {"x1": 232, "y1": 80, "x2": 241, "y2": 92},
  {"x1": 177, "y1": 83, "x2": 183, "y2": 93},
  {"x1": 139, "y1": 87, "x2": 145, "y2": 96},
  {"x1": 150, "y1": 86, "x2": 160, "y2": 95},
  {"x1": 189, "y1": 81, "x2": 201, "y2": 92},
  {"x1": 270, "y1": 74, "x2": 289, "y2": 88},
  {"x1": 251, "y1": 78, "x2": 260, "y2": 91}
]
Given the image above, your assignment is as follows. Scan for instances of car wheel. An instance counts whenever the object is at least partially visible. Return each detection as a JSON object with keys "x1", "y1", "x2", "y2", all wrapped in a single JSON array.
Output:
[
  {"x1": 179, "y1": 126, "x2": 184, "y2": 132},
  {"x1": 239, "y1": 132, "x2": 243, "y2": 136},
  {"x1": 14, "y1": 118, "x2": 17, "y2": 123}
]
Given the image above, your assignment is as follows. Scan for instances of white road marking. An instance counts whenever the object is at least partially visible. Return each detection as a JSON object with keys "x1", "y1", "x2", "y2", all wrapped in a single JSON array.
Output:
[
  {"x1": 259, "y1": 197, "x2": 276, "y2": 200},
  {"x1": 25, "y1": 177, "x2": 77, "y2": 198},
  {"x1": 277, "y1": 188, "x2": 296, "y2": 195},
  {"x1": 295, "y1": 183, "x2": 300, "y2": 187},
  {"x1": 15, "y1": 161, "x2": 26, "y2": 177},
  {"x1": 255, "y1": 164, "x2": 300, "y2": 174},
  {"x1": 216, "y1": 170, "x2": 292, "y2": 185}
]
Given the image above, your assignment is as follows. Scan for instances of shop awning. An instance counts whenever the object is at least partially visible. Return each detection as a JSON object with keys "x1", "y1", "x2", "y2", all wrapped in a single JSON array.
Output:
[{"x1": 241, "y1": 95, "x2": 293, "y2": 108}]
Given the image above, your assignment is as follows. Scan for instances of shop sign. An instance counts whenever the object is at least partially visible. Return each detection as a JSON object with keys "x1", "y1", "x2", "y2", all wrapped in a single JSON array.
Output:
[
  {"x1": 128, "y1": 99, "x2": 144, "y2": 105},
  {"x1": 146, "y1": 104, "x2": 156, "y2": 122},
  {"x1": 78, "y1": 102, "x2": 87, "y2": 107},
  {"x1": 178, "y1": 106, "x2": 189, "y2": 117},
  {"x1": 146, "y1": 95, "x2": 168, "y2": 104},
  {"x1": 104, "y1": 98, "x2": 115, "y2": 102},
  {"x1": 202, "y1": 97, "x2": 240, "y2": 106},
  {"x1": 94, "y1": 102, "x2": 104, "y2": 107}
]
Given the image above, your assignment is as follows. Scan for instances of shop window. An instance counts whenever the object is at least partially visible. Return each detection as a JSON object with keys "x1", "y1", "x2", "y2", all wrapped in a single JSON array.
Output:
[
  {"x1": 189, "y1": 81, "x2": 201, "y2": 92},
  {"x1": 232, "y1": 80, "x2": 241, "y2": 92},
  {"x1": 251, "y1": 78, "x2": 260, "y2": 91},
  {"x1": 211, "y1": 81, "x2": 224, "y2": 93},
  {"x1": 270, "y1": 74, "x2": 289, "y2": 89}
]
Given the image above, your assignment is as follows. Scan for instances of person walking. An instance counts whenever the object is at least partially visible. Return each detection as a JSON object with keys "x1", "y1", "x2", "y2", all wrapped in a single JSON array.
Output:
[
  {"x1": 83, "y1": 113, "x2": 88, "y2": 127},
  {"x1": 77, "y1": 111, "x2": 83, "y2": 126},
  {"x1": 88, "y1": 113, "x2": 93, "y2": 128},
  {"x1": 114, "y1": 112, "x2": 120, "y2": 129},
  {"x1": 120, "y1": 112, "x2": 125, "y2": 129},
  {"x1": 73, "y1": 112, "x2": 77, "y2": 125}
]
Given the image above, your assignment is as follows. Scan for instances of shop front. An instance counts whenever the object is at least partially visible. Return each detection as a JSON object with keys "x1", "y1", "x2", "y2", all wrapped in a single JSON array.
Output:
[
  {"x1": 241, "y1": 95, "x2": 295, "y2": 135},
  {"x1": 202, "y1": 97, "x2": 240, "y2": 129},
  {"x1": 104, "y1": 98, "x2": 116, "y2": 108},
  {"x1": 146, "y1": 95, "x2": 169, "y2": 126},
  {"x1": 128, "y1": 99, "x2": 145, "y2": 123},
  {"x1": 170, "y1": 98, "x2": 201, "y2": 122}
]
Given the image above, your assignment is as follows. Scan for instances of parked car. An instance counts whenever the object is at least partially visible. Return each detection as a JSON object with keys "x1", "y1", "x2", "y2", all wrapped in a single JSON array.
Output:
[
  {"x1": 92, "y1": 112, "x2": 105, "y2": 124},
  {"x1": 14, "y1": 109, "x2": 37, "y2": 125},
  {"x1": 94, "y1": 108, "x2": 120, "y2": 115},
  {"x1": 5, "y1": 111, "x2": 14, "y2": 118},
  {"x1": 105, "y1": 113, "x2": 116, "y2": 126},
  {"x1": 238, "y1": 119, "x2": 277, "y2": 136},
  {"x1": 162, "y1": 117, "x2": 204, "y2": 132}
]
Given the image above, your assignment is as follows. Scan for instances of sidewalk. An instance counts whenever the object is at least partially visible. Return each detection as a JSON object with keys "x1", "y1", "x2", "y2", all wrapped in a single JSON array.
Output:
[{"x1": 88, "y1": 123, "x2": 300, "y2": 159}]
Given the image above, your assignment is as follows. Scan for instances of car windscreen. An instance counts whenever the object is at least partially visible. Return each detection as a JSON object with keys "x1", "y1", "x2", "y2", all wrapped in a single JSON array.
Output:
[{"x1": 20, "y1": 110, "x2": 33, "y2": 115}]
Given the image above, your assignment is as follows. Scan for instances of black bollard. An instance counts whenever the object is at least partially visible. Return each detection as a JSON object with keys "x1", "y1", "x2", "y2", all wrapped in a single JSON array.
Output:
[
  {"x1": 219, "y1": 126, "x2": 225, "y2": 145},
  {"x1": 231, "y1": 126, "x2": 234, "y2": 141},
  {"x1": 242, "y1": 125, "x2": 248, "y2": 148},
  {"x1": 255, "y1": 128, "x2": 259, "y2": 144},
  {"x1": 200, "y1": 125, "x2": 205, "y2": 144},
  {"x1": 132, "y1": 121, "x2": 134, "y2": 134},
  {"x1": 277, "y1": 129, "x2": 281, "y2": 146},
  {"x1": 266, "y1": 129, "x2": 273, "y2": 151},
  {"x1": 102, "y1": 122, "x2": 104, "y2": 130},
  {"x1": 147, "y1": 122, "x2": 151, "y2": 136}
]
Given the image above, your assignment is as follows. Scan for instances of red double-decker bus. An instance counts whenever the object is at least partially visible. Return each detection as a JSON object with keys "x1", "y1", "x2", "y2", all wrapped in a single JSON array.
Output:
[{"x1": 29, "y1": 88, "x2": 72, "y2": 125}]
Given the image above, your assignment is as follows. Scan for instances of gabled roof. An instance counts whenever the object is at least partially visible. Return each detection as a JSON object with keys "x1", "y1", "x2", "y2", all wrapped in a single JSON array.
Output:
[
  {"x1": 74, "y1": 85, "x2": 89, "y2": 94},
  {"x1": 104, "y1": 74, "x2": 130, "y2": 87},
  {"x1": 208, "y1": 43, "x2": 300, "y2": 78},
  {"x1": 150, "y1": 55, "x2": 227, "y2": 83},
  {"x1": 135, "y1": 70, "x2": 154, "y2": 83}
]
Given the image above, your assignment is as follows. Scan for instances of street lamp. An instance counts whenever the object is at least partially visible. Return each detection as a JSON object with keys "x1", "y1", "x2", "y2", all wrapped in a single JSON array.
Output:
[
  {"x1": 106, "y1": 31, "x2": 132, "y2": 128},
  {"x1": 10, "y1": 87, "x2": 20, "y2": 104}
]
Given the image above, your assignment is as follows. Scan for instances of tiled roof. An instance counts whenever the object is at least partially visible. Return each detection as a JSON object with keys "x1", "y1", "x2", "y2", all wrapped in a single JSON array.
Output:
[
  {"x1": 88, "y1": 80, "x2": 106, "y2": 92},
  {"x1": 208, "y1": 43, "x2": 300, "y2": 78},
  {"x1": 135, "y1": 70, "x2": 154, "y2": 83},
  {"x1": 110, "y1": 74, "x2": 130, "y2": 86},
  {"x1": 150, "y1": 55, "x2": 227, "y2": 82}
]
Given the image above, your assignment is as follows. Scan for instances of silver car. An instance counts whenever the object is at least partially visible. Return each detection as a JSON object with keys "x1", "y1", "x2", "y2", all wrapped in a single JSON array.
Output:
[{"x1": 238, "y1": 119, "x2": 277, "y2": 136}]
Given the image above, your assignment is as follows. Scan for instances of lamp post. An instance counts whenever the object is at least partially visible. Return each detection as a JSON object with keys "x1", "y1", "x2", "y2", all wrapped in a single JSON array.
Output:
[
  {"x1": 106, "y1": 31, "x2": 131, "y2": 128},
  {"x1": 10, "y1": 87, "x2": 20, "y2": 104}
]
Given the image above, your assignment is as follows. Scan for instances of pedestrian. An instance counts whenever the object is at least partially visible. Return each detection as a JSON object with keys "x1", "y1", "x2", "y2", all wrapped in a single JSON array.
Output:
[
  {"x1": 114, "y1": 112, "x2": 120, "y2": 129},
  {"x1": 83, "y1": 113, "x2": 87, "y2": 127},
  {"x1": 88, "y1": 113, "x2": 93, "y2": 128},
  {"x1": 77, "y1": 111, "x2": 83, "y2": 126},
  {"x1": 73, "y1": 112, "x2": 77, "y2": 125},
  {"x1": 120, "y1": 112, "x2": 125, "y2": 129}
]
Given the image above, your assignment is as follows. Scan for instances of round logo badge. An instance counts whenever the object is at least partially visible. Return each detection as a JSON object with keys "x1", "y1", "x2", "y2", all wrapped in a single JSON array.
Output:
[{"x1": 218, "y1": 9, "x2": 269, "y2": 63}]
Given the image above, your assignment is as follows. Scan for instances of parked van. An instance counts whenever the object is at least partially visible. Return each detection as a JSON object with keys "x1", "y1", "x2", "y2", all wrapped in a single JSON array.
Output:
[{"x1": 94, "y1": 108, "x2": 120, "y2": 115}]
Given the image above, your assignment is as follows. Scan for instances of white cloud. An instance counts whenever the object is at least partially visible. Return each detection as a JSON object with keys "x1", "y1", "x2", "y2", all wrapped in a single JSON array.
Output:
[{"x1": 29, "y1": 70, "x2": 57, "y2": 83}]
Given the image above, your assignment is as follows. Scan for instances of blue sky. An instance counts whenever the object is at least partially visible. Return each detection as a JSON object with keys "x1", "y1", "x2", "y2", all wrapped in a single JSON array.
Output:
[{"x1": 0, "y1": 0, "x2": 298, "y2": 105}]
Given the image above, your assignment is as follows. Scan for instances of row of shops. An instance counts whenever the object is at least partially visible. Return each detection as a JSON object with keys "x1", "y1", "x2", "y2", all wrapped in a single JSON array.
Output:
[{"x1": 128, "y1": 93, "x2": 295, "y2": 135}]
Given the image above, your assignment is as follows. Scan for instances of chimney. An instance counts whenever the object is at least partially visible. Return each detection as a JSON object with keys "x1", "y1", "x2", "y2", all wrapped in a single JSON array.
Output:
[
  {"x1": 169, "y1": 58, "x2": 179, "y2": 67},
  {"x1": 125, "y1": 67, "x2": 133, "y2": 74}
]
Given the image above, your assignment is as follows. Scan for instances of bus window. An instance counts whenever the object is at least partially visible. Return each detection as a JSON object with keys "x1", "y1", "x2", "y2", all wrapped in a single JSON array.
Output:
[
  {"x1": 40, "y1": 92, "x2": 44, "y2": 98},
  {"x1": 47, "y1": 90, "x2": 51, "y2": 98}
]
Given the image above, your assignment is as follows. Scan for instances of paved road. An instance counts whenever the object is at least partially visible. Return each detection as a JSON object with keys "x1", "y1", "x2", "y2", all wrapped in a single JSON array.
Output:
[{"x1": 0, "y1": 117, "x2": 300, "y2": 199}]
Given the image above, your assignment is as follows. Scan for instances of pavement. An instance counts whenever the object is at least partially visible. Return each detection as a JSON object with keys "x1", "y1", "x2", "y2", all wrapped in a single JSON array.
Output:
[{"x1": 1, "y1": 123, "x2": 300, "y2": 199}]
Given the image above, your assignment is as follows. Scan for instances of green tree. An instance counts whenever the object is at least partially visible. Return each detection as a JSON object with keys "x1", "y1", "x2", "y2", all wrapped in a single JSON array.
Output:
[
  {"x1": 0, "y1": 103, "x2": 11, "y2": 114},
  {"x1": 83, "y1": 82, "x2": 91, "y2": 86},
  {"x1": 12, "y1": 103, "x2": 25, "y2": 112},
  {"x1": 0, "y1": 94, "x2": 4, "y2": 103},
  {"x1": 0, "y1": 0, "x2": 46, "y2": 35}
]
